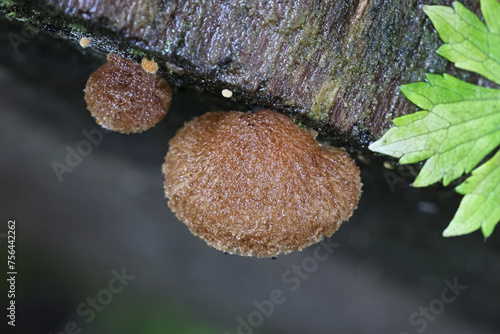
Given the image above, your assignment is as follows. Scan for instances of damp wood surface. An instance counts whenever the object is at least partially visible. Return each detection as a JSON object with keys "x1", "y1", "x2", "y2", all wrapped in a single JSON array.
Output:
[{"x1": 0, "y1": 0, "x2": 484, "y2": 148}]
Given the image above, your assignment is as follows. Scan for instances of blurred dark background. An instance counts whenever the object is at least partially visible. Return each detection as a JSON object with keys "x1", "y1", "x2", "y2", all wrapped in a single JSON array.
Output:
[{"x1": 0, "y1": 16, "x2": 499, "y2": 334}]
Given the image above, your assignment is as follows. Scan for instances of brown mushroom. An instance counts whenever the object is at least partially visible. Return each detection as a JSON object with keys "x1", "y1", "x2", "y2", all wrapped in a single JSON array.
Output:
[
  {"x1": 162, "y1": 110, "x2": 362, "y2": 257},
  {"x1": 84, "y1": 53, "x2": 171, "y2": 134},
  {"x1": 141, "y1": 57, "x2": 159, "y2": 74}
]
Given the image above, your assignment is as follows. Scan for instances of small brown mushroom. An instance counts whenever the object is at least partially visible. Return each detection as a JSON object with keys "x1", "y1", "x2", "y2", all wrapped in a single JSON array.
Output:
[
  {"x1": 162, "y1": 110, "x2": 362, "y2": 257},
  {"x1": 84, "y1": 53, "x2": 171, "y2": 134},
  {"x1": 141, "y1": 57, "x2": 159, "y2": 74}
]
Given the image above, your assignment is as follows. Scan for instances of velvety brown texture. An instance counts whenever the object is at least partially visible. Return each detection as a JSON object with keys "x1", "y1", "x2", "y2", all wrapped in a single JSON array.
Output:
[
  {"x1": 162, "y1": 110, "x2": 362, "y2": 257},
  {"x1": 85, "y1": 53, "x2": 172, "y2": 134}
]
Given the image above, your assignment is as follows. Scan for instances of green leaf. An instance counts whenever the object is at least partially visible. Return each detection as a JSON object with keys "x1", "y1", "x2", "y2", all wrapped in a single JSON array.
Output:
[
  {"x1": 369, "y1": 73, "x2": 500, "y2": 187},
  {"x1": 369, "y1": 0, "x2": 500, "y2": 238},
  {"x1": 423, "y1": 1, "x2": 500, "y2": 85},
  {"x1": 481, "y1": 0, "x2": 500, "y2": 35},
  {"x1": 444, "y1": 150, "x2": 500, "y2": 237}
]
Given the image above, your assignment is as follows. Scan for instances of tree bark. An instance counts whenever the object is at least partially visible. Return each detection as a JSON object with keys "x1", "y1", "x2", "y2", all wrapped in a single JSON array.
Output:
[{"x1": 0, "y1": 0, "x2": 483, "y2": 147}]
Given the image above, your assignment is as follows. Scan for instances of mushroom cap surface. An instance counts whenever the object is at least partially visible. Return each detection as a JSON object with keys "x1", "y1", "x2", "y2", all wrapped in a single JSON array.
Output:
[
  {"x1": 85, "y1": 53, "x2": 171, "y2": 134},
  {"x1": 162, "y1": 110, "x2": 362, "y2": 257}
]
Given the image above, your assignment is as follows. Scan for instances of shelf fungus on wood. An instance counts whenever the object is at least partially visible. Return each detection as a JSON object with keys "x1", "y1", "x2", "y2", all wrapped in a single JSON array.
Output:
[
  {"x1": 162, "y1": 109, "x2": 362, "y2": 257},
  {"x1": 84, "y1": 54, "x2": 171, "y2": 134}
]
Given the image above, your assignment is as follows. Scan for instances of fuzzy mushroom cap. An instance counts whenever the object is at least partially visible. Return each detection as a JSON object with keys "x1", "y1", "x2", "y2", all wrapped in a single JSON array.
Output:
[
  {"x1": 85, "y1": 53, "x2": 172, "y2": 134},
  {"x1": 162, "y1": 110, "x2": 362, "y2": 257}
]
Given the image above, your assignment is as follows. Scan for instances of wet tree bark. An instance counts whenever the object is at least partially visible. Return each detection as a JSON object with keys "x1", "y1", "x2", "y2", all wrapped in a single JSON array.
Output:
[{"x1": 0, "y1": 0, "x2": 483, "y2": 148}]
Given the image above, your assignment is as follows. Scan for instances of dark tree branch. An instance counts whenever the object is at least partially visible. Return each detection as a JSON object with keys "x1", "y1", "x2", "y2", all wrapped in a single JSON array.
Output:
[{"x1": 0, "y1": 0, "x2": 483, "y2": 148}]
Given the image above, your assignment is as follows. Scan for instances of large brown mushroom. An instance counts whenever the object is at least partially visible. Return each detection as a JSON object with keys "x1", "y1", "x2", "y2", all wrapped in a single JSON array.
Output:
[
  {"x1": 84, "y1": 53, "x2": 172, "y2": 134},
  {"x1": 162, "y1": 110, "x2": 362, "y2": 257}
]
